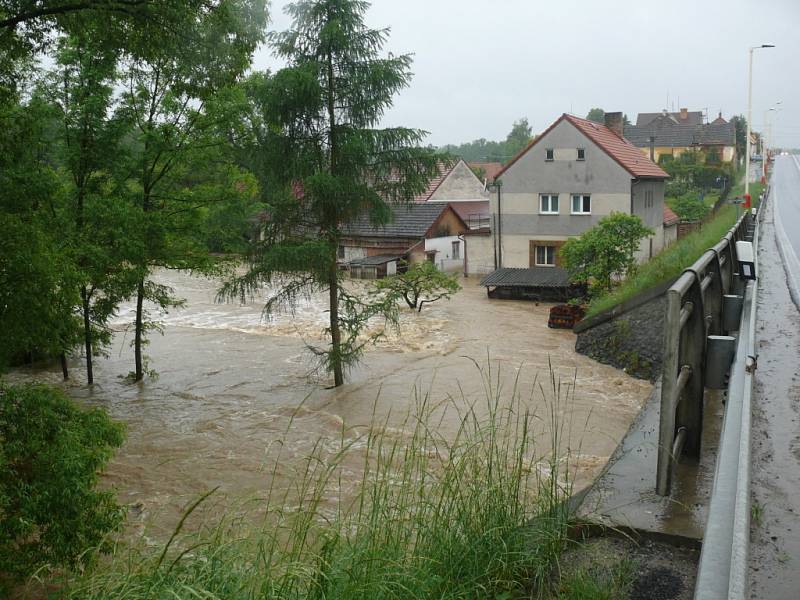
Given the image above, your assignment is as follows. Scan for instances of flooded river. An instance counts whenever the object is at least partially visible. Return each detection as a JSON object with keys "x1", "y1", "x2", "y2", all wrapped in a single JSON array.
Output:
[{"x1": 8, "y1": 270, "x2": 651, "y2": 539}]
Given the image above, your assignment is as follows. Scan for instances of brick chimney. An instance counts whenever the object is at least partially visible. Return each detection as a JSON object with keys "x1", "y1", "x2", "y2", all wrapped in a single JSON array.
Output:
[
  {"x1": 604, "y1": 111, "x2": 624, "y2": 137},
  {"x1": 679, "y1": 107, "x2": 688, "y2": 121}
]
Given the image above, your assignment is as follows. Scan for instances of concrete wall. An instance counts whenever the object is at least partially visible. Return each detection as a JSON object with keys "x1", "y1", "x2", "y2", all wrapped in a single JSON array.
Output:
[
  {"x1": 425, "y1": 235, "x2": 463, "y2": 272},
  {"x1": 464, "y1": 233, "x2": 493, "y2": 276},
  {"x1": 428, "y1": 160, "x2": 489, "y2": 202},
  {"x1": 664, "y1": 222, "x2": 678, "y2": 246},
  {"x1": 340, "y1": 245, "x2": 366, "y2": 263},
  {"x1": 631, "y1": 178, "x2": 667, "y2": 258}
]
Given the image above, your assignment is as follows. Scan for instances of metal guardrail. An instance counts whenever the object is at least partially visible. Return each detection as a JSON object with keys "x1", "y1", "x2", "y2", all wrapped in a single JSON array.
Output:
[
  {"x1": 694, "y1": 204, "x2": 761, "y2": 599},
  {"x1": 657, "y1": 211, "x2": 755, "y2": 496}
]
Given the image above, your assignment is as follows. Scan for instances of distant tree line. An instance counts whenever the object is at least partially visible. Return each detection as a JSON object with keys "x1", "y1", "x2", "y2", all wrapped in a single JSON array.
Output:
[{"x1": 439, "y1": 118, "x2": 533, "y2": 164}]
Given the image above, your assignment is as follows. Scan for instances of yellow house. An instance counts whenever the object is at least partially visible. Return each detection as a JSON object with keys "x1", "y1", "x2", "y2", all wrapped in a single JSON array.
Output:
[{"x1": 624, "y1": 110, "x2": 736, "y2": 164}]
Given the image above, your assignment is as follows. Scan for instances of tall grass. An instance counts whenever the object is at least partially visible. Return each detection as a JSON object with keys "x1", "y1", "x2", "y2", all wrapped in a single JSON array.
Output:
[{"x1": 59, "y1": 362, "x2": 582, "y2": 599}]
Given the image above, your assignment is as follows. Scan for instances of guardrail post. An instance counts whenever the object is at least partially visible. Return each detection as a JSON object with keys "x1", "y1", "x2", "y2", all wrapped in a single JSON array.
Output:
[
  {"x1": 723, "y1": 294, "x2": 744, "y2": 332},
  {"x1": 657, "y1": 287, "x2": 683, "y2": 496},
  {"x1": 677, "y1": 276, "x2": 706, "y2": 458},
  {"x1": 703, "y1": 251, "x2": 724, "y2": 336}
]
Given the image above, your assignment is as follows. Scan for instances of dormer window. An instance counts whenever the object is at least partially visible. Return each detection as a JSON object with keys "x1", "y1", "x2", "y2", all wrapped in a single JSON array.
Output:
[
  {"x1": 577, "y1": 148, "x2": 585, "y2": 161},
  {"x1": 545, "y1": 148, "x2": 554, "y2": 161}
]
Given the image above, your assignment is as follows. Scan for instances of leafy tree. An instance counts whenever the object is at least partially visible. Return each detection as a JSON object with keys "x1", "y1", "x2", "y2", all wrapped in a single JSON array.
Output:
[
  {"x1": 504, "y1": 117, "x2": 532, "y2": 158},
  {"x1": 560, "y1": 213, "x2": 654, "y2": 295},
  {"x1": 0, "y1": 384, "x2": 125, "y2": 588},
  {"x1": 44, "y1": 31, "x2": 137, "y2": 383},
  {"x1": 731, "y1": 114, "x2": 747, "y2": 159},
  {"x1": 586, "y1": 108, "x2": 604, "y2": 123},
  {"x1": 374, "y1": 261, "x2": 461, "y2": 312},
  {"x1": 220, "y1": 0, "x2": 440, "y2": 386},
  {"x1": 116, "y1": 0, "x2": 266, "y2": 381},
  {"x1": 0, "y1": 88, "x2": 82, "y2": 372},
  {"x1": 0, "y1": 0, "x2": 241, "y2": 100}
]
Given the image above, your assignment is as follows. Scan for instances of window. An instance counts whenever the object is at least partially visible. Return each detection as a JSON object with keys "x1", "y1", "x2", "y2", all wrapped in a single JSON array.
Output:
[
  {"x1": 535, "y1": 245, "x2": 556, "y2": 266},
  {"x1": 545, "y1": 148, "x2": 554, "y2": 161},
  {"x1": 451, "y1": 241, "x2": 460, "y2": 260},
  {"x1": 644, "y1": 189, "x2": 654, "y2": 209},
  {"x1": 337, "y1": 245, "x2": 345, "y2": 259},
  {"x1": 540, "y1": 194, "x2": 559, "y2": 214},
  {"x1": 577, "y1": 148, "x2": 585, "y2": 161},
  {"x1": 571, "y1": 194, "x2": 591, "y2": 214}
]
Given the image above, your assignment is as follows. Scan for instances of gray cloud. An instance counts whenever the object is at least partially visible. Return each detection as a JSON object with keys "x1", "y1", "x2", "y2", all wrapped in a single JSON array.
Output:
[{"x1": 253, "y1": 0, "x2": 800, "y2": 147}]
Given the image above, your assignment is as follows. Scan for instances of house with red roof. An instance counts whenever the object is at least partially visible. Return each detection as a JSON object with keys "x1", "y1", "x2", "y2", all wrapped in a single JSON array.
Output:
[{"x1": 472, "y1": 112, "x2": 668, "y2": 280}]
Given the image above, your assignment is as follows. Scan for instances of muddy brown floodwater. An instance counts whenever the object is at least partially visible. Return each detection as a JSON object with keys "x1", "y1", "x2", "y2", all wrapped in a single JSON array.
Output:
[{"x1": 7, "y1": 270, "x2": 651, "y2": 540}]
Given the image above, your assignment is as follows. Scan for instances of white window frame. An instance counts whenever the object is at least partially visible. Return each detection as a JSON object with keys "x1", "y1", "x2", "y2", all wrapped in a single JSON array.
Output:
[
  {"x1": 571, "y1": 194, "x2": 591, "y2": 215},
  {"x1": 539, "y1": 193, "x2": 559, "y2": 215},
  {"x1": 545, "y1": 148, "x2": 554, "y2": 161},
  {"x1": 577, "y1": 148, "x2": 585, "y2": 161},
  {"x1": 451, "y1": 240, "x2": 460, "y2": 260},
  {"x1": 535, "y1": 245, "x2": 556, "y2": 267}
]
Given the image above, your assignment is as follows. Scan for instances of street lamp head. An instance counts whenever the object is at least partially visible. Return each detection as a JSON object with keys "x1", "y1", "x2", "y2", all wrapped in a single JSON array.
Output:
[{"x1": 761, "y1": 44, "x2": 775, "y2": 48}]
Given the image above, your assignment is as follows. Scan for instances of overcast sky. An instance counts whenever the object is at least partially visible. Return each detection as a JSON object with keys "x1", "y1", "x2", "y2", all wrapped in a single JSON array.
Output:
[{"x1": 253, "y1": 0, "x2": 800, "y2": 148}]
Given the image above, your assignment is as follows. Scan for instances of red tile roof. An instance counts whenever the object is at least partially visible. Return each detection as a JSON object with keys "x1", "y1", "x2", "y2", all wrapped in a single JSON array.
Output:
[
  {"x1": 564, "y1": 114, "x2": 669, "y2": 178},
  {"x1": 446, "y1": 200, "x2": 489, "y2": 222},
  {"x1": 663, "y1": 205, "x2": 681, "y2": 226},
  {"x1": 494, "y1": 114, "x2": 668, "y2": 181}
]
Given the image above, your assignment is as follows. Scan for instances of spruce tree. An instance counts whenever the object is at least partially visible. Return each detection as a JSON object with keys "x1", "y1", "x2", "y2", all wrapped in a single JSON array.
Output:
[{"x1": 221, "y1": 0, "x2": 440, "y2": 386}]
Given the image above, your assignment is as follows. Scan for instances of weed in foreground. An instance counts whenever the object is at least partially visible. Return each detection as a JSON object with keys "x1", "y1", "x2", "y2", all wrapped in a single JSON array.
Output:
[{"x1": 59, "y1": 360, "x2": 587, "y2": 599}]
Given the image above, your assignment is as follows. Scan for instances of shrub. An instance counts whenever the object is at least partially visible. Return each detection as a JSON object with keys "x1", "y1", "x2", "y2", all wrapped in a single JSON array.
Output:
[
  {"x1": 560, "y1": 213, "x2": 653, "y2": 296},
  {"x1": 668, "y1": 193, "x2": 709, "y2": 221},
  {"x1": 0, "y1": 384, "x2": 125, "y2": 585}
]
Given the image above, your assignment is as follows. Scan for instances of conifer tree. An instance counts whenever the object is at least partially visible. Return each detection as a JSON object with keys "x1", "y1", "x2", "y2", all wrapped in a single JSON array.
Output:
[{"x1": 221, "y1": 0, "x2": 440, "y2": 386}]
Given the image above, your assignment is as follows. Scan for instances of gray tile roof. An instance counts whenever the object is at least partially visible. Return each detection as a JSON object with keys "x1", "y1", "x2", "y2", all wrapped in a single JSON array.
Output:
[
  {"x1": 624, "y1": 118, "x2": 735, "y2": 149},
  {"x1": 480, "y1": 267, "x2": 571, "y2": 288},
  {"x1": 637, "y1": 111, "x2": 704, "y2": 126},
  {"x1": 349, "y1": 254, "x2": 400, "y2": 266},
  {"x1": 343, "y1": 203, "x2": 449, "y2": 239}
]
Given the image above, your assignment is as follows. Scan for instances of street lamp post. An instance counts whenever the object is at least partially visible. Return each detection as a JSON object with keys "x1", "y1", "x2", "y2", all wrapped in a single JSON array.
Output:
[
  {"x1": 745, "y1": 43, "x2": 775, "y2": 199},
  {"x1": 763, "y1": 102, "x2": 781, "y2": 178}
]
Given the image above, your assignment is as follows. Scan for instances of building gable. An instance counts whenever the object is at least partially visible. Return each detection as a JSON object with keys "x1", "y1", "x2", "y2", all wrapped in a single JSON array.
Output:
[{"x1": 427, "y1": 159, "x2": 488, "y2": 202}]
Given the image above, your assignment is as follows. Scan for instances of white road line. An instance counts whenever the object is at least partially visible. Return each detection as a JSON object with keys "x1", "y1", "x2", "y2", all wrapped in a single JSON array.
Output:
[{"x1": 773, "y1": 157, "x2": 800, "y2": 306}]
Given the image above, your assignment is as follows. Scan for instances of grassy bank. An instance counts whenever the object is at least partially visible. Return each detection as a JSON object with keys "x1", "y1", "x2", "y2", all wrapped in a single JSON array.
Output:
[
  {"x1": 586, "y1": 204, "x2": 740, "y2": 318},
  {"x1": 45, "y1": 364, "x2": 630, "y2": 599},
  {"x1": 586, "y1": 170, "x2": 768, "y2": 319}
]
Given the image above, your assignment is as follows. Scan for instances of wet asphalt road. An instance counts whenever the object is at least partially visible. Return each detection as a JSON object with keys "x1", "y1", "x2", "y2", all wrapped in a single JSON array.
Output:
[{"x1": 749, "y1": 155, "x2": 800, "y2": 599}]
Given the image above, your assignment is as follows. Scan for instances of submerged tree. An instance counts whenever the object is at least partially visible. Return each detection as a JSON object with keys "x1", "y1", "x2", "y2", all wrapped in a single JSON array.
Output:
[
  {"x1": 45, "y1": 31, "x2": 138, "y2": 383},
  {"x1": 117, "y1": 0, "x2": 266, "y2": 381},
  {"x1": 374, "y1": 261, "x2": 461, "y2": 312},
  {"x1": 220, "y1": 0, "x2": 440, "y2": 386}
]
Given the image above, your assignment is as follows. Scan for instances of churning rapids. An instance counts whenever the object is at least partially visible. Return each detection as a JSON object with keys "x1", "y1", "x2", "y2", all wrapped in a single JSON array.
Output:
[{"x1": 8, "y1": 269, "x2": 652, "y2": 539}]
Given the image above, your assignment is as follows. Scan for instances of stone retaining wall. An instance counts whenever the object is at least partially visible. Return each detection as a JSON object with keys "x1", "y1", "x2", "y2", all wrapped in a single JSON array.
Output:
[{"x1": 574, "y1": 291, "x2": 667, "y2": 381}]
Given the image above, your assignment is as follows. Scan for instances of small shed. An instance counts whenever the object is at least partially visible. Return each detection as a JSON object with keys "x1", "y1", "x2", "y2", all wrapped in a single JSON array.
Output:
[
  {"x1": 348, "y1": 255, "x2": 401, "y2": 280},
  {"x1": 480, "y1": 267, "x2": 584, "y2": 302}
]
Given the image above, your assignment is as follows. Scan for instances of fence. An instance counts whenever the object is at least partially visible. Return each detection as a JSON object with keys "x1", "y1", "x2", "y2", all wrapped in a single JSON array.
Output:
[{"x1": 656, "y1": 211, "x2": 755, "y2": 496}]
